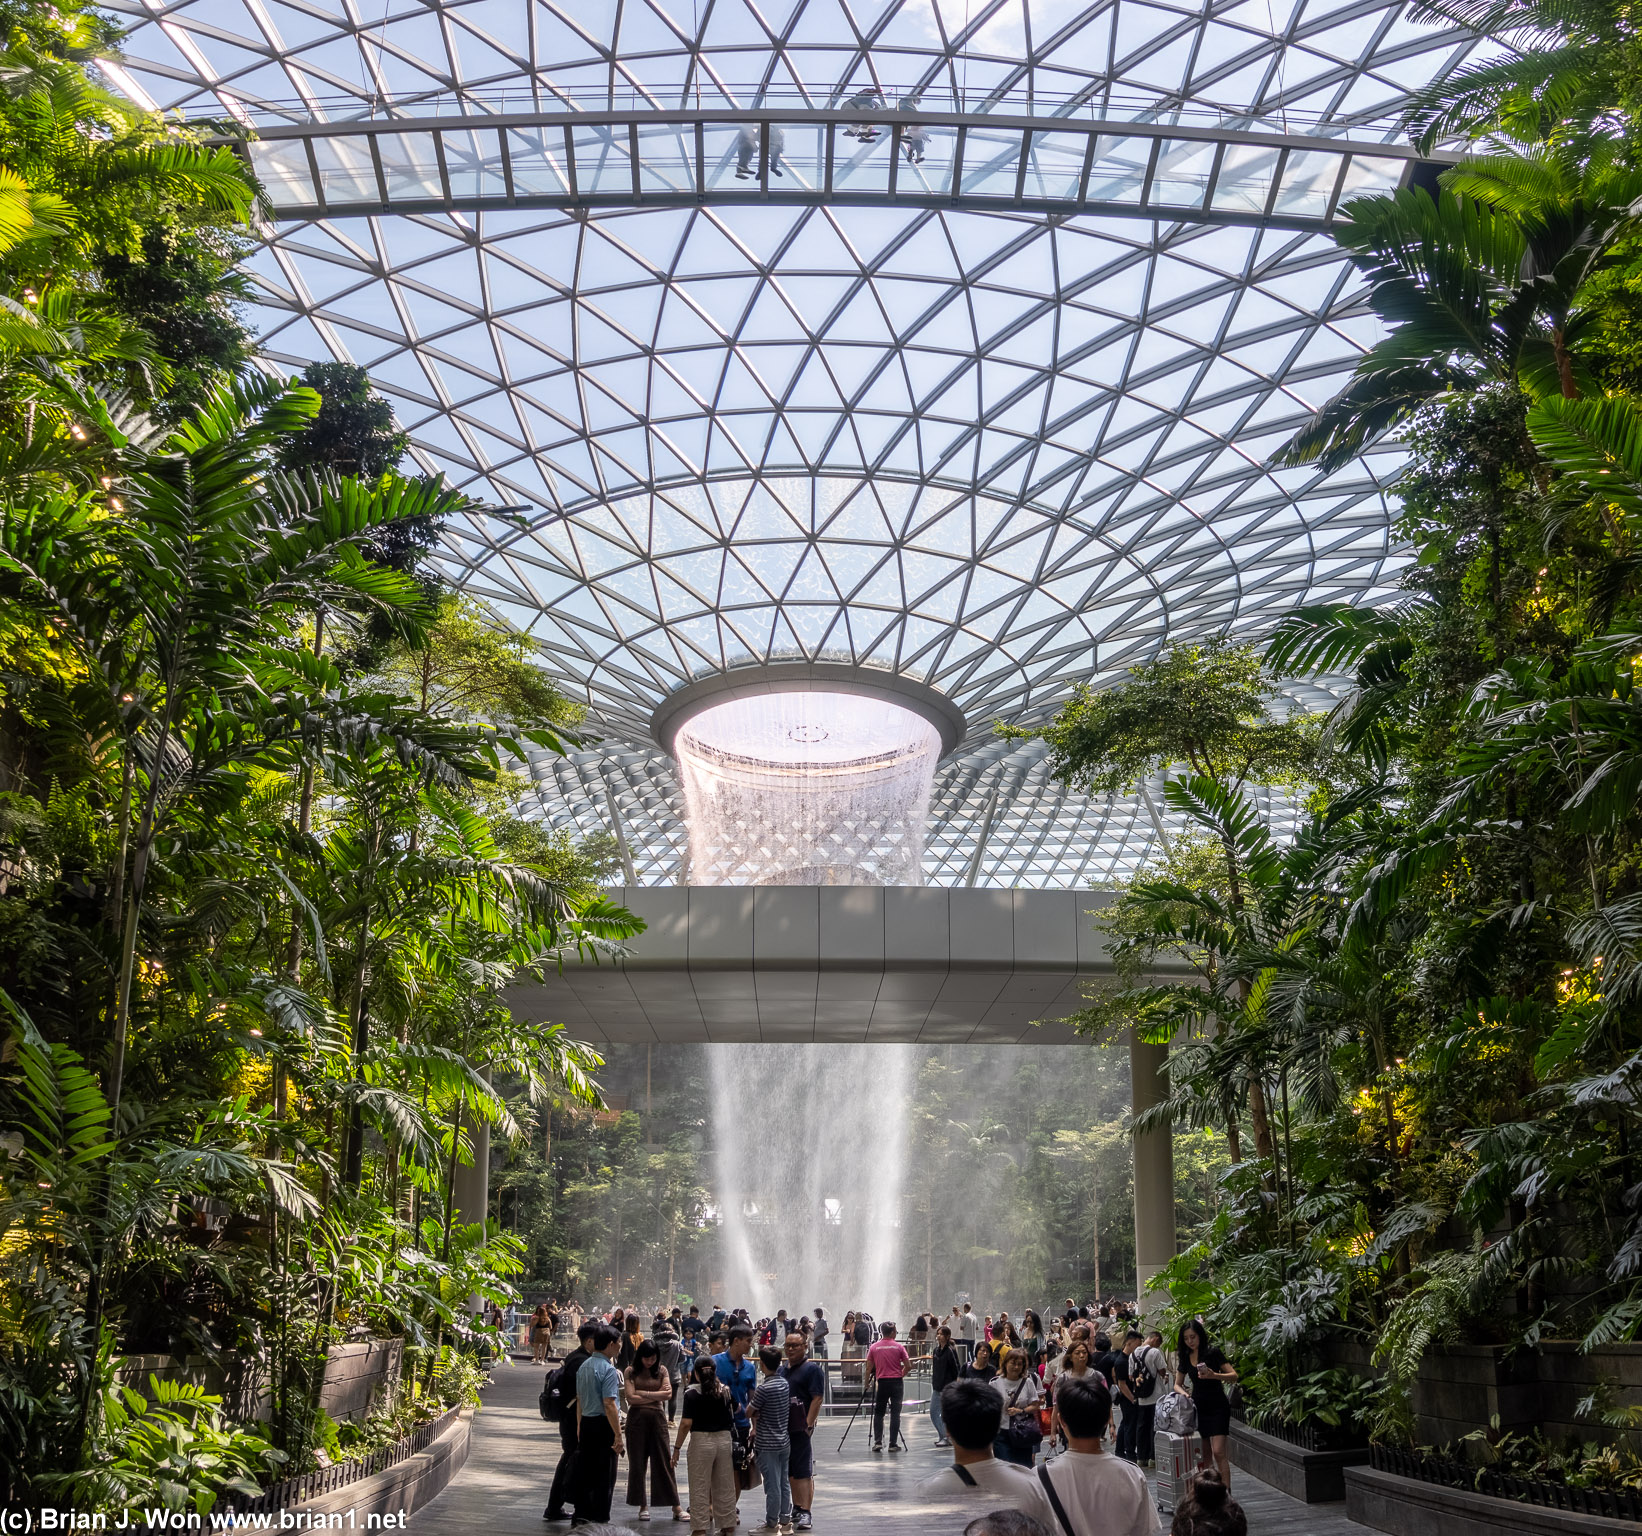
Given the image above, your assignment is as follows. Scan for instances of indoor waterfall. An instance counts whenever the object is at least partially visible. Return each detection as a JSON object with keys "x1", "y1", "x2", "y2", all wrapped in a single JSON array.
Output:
[{"x1": 707, "y1": 1041, "x2": 917, "y2": 1324}]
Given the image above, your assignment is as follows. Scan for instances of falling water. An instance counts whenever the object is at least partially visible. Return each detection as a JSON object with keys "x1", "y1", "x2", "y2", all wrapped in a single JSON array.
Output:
[
  {"x1": 708, "y1": 1042, "x2": 916, "y2": 1323},
  {"x1": 672, "y1": 689, "x2": 942, "y2": 1319}
]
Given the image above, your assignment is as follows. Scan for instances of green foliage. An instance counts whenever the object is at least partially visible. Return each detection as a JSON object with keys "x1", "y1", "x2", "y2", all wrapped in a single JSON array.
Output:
[
  {"x1": 1031, "y1": 639, "x2": 1320, "y2": 797},
  {"x1": 76, "y1": 1377, "x2": 285, "y2": 1515}
]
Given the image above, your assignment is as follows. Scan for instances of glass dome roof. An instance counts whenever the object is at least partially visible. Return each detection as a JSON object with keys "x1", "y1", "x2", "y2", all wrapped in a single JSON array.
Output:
[{"x1": 102, "y1": 0, "x2": 1473, "y2": 885}]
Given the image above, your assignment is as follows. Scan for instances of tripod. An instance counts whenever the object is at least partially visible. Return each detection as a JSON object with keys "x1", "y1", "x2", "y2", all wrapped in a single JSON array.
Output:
[{"x1": 836, "y1": 1372, "x2": 908, "y2": 1453}]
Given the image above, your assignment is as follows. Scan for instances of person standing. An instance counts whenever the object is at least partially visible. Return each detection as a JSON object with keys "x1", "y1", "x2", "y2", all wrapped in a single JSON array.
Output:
[
  {"x1": 620, "y1": 1310, "x2": 645, "y2": 1372},
  {"x1": 572, "y1": 1324, "x2": 624, "y2": 1525},
  {"x1": 962, "y1": 1340, "x2": 998, "y2": 1384},
  {"x1": 780, "y1": 1332, "x2": 824, "y2": 1531},
  {"x1": 1019, "y1": 1311, "x2": 1046, "y2": 1379},
  {"x1": 1113, "y1": 1331, "x2": 1144, "y2": 1462},
  {"x1": 682, "y1": 1305, "x2": 705, "y2": 1351},
  {"x1": 715, "y1": 1320, "x2": 759, "y2": 1520},
  {"x1": 625, "y1": 1340, "x2": 683, "y2": 1522},
  {"x1": 916, "y1": 1380, "x2": 1056, "y2": 1528},
  {"x1": 1047, "y1": 1339, "x2": 1096, "y2": 1449},
  {"x1": 929, "y1": 1325, "x2": 961, "y2": 1447},
  {"x1": 990, "y1": 1350, "x2": 1043, "y2": 1468},
  {"x1": 748, "y1": 1347, "x2": 793, "y2": 1533},
  {"x1": 1036, "y1": 1375, "x2": 1155, "y2": 1536},
  {"x1": 544, "y1": 1320, "x2": 599, "y2": 1522},
  {"x1": 532, "y1": 1302, "x2": 554, "y2": 1364},
  {"x1": 957, "y1": 1303, "x2": 979, "y2": 1364},
  {"x1": 865, "y1": 1320, "x2": 910, "y2": 1453},
  {"x1": 673, "y1": 1355, "x2": 737, "y2": 1536},
  {"x1": 1177, "y1": 1319, "x2": 1238, "y2": 1489},
  {"x1": 1134, "y1": 1329, "x2": 1169, "y2": 1468},
  {"x1": 810, "y1": 1307, "x2": 829, "y2": 1360},
  {"x1": 657, "y1": 1324, "x2": 686, "y2": 1423}
]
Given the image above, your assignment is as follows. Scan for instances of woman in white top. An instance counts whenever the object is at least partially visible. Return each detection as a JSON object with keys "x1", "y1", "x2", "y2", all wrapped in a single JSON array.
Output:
[
  {"x1": 990, "y1": 1349, "x2": 1045, "y2": 1466},
  {"x1": 1047, "y1": 1338, "x2": 1095, "y2": 1446}
]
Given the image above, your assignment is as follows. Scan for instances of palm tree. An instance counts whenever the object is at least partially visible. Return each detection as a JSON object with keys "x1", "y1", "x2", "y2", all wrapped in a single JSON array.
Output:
[
  {"x1": 1401, "y1": 0, "x2": 1639, "y2": 149},
  {"x1": 1277, "y1": 143, "x2": 1642, "y2": 470}
]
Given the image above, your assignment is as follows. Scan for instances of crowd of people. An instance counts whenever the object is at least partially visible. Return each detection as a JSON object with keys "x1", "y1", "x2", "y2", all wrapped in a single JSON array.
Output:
[{"x1": 530, "y1": 1296, "x2": 1246, "y2": 1536}]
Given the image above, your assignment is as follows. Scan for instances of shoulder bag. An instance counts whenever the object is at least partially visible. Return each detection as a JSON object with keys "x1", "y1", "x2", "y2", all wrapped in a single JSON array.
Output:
[
  {"x1": 1003, "y1": 1378, "x2": 1044, "y2": 1455},
  {"x1": 1037, "y1": 1464, "x2": 1077, "y2": 1536}
]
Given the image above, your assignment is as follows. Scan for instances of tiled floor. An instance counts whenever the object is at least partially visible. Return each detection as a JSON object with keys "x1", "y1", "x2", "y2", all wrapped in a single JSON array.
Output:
[{"x1": 414, "y1": 1362, "x2": 1375, "y2": 1535}]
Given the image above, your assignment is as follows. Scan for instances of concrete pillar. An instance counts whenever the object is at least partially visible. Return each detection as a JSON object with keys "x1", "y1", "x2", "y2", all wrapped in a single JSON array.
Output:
[
  {"x1": 451, "y1": 1085, "x2": 491, "y2": 1317},
  {"x1": 451, "y1": 1109, "x2": 490, "y2": 1231},
  {"x1": 1130, "y1": 1034, "x2": 1175, "y2": 1307}
]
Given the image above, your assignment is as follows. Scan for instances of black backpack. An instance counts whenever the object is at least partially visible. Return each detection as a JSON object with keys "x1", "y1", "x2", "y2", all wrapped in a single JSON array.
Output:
[
  {"x1": 541, "y1": 1358, "x2": 579, "y2": 1423},
  {"x1": 539, "y1": 1366, "x2": 561, "y2": 1423},
  {"x1": 1131, "y1": 1348, "x2": 1156, "y2": 1398}
]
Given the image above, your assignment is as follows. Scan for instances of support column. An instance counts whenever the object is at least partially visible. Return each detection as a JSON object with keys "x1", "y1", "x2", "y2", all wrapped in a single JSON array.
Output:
[
  {"x1": 451, "y1": 1081, "x2": 491, "y2": 1317},
  {"x1": 1130, "y1": 1033, "x2": 1175, "y2": 1308}
]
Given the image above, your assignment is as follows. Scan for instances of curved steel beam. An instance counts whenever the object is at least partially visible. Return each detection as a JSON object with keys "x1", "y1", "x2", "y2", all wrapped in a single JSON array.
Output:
[{"x1": 231, "y1": 105, "x2": 1451, "y2": 229}]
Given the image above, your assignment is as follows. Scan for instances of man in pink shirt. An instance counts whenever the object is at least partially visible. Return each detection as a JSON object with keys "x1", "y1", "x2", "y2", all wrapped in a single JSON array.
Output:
[{"x1": 865, "y1": 1321, "x2": 911, "y2": 1452}]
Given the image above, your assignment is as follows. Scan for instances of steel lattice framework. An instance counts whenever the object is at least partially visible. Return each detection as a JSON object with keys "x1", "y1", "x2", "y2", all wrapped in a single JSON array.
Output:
[{"x1": 104, "y1": 0, "x2": 1475, "y2": 886}]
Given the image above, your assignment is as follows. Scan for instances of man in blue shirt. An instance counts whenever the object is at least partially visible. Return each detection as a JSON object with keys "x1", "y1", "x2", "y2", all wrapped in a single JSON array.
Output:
[
  {"x1": 571, "y1": 1323, "x2": 624, "y2": 1525},
  {"x1": 681, "y1": 1305, "x2": 705, "y2": 1347},
  {"x1": 714, "y1": 1322, "x2": 758, "y2": 1428}
]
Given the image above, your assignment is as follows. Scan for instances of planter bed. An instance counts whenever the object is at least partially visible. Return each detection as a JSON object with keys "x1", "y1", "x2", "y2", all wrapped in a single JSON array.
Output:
[
  {"x1": 1227, "y1": 1419, "x2": 1369, "y2": 1503},
  {"x1": 1345, "y1": 1447, "x2": 1642, "y2": 1536},
  {"x1": 226, "y1": 1405, "x2": 470, "y2": 1518}
]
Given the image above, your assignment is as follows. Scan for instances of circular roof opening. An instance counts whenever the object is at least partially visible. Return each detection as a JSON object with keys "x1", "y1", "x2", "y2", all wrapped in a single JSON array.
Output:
[
  {"x1": 651, "y1": 661, "x2": 967, "y2": 761},
  {"x1": 677, "y1": 691, "x2": 940, "y2": 773},
  {"x1": 673, "y1": 691, "x2": 943, "y2": 885}
]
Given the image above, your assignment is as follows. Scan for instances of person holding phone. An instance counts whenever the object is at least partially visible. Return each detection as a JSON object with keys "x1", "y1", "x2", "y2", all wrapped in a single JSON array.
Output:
[{"x1": 1176, "y1": 1319, "x2": 1237, "y2": 1489}]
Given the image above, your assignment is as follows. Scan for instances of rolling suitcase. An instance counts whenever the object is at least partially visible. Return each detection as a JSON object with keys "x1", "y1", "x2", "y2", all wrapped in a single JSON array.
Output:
[{"x1": 1154, "y1": 1429, "x2": 1194, "y2": 1516}]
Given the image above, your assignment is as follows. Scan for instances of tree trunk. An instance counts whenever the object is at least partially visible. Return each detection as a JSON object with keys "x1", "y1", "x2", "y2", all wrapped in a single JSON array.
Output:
[
  {"x1": 340, "y1": 903, "x2": 374, "y2": 1191},
  {"x1": 1091, "y1": 1156, "x2": 1102, "y2": 1303},
  {"x1": 1248, "y1": 1077, "x2": 1276, "y2": 1164}
]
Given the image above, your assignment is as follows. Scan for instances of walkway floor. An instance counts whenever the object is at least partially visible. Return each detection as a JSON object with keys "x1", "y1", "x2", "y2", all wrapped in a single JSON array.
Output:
[{"x1": 413, "y1": 1362, "x2": 1373, "y2": 1536}]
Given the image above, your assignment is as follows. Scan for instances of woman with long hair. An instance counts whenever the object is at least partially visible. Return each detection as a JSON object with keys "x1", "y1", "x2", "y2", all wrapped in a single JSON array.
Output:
[
  {"x1": 672, "y1": 1354, "x2": 735, "y2": 1535},
  {"x1": 929, "y1": 1324, "x2": 961, "y2": 1447},
  {"x1": 1177, "y1": 1319, "x2": 1238, "y2": 1489},
  {"x1": 625, "y1": 1339, "x2": 683, "y2": 1521},
  {"x1": 1019, "y1": 1309, "x2": 1045, "y2": 1377},
  {"x1": 1047, "y1": 1338, "x2": 1094, "y2": 1447}
]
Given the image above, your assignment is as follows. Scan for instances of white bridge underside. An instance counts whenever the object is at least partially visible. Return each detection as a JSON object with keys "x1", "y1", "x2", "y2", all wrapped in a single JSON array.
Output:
[{"x1": 505, "y1": 885, "x2": 1130, "y2": 1043}]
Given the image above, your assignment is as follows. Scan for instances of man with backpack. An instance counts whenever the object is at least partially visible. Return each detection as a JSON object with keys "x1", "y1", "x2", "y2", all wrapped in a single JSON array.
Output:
[
  {"x1": 1132, "y1": 1329, "x2": 1170, "y2": 1468},
  {"x1": 1114, "y1": 1331, "x2": 1144, "y2": 1461},
  {"x1": 542, "y1": 1319, "x2": 599, "y2": 1521}
]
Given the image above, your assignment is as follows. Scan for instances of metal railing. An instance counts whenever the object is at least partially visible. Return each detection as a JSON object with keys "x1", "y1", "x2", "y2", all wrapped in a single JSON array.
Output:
[
  {"x1": 224, "y1": 1405, "x2": 462, "y2": 1515},
  {"x1": 172, "y1": 84, "x2": 1412, "y2": 139}
]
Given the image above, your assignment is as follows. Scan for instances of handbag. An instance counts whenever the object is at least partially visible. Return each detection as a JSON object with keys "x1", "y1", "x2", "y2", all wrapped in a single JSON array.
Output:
[
  {"x1": 1003, "y1": 1378, "x2": 1043, "y2": 1454},
  {"x1": 732, "y1": 1419, "x2": 761, "y2": 1488},
  {"x1": 1155, "y1": 1389, "x2": 1197, "y2": 1437}
]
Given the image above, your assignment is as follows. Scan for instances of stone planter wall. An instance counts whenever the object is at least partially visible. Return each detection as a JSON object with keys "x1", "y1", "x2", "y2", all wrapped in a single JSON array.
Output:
[
  {"x1": 116, "y1": 1338, "x2": 403, "y2": 1426},
  {"x1": 1345, "y1": 1465, "x2": 1642, "y2": 1536},
  {"x1": 1319, "y1": 1339, "x2": 1642, "y2": 1449},
  {"x1": 114, "y1": 1352, "x2": 266, "y2": 1421},
  {"x1": 319, "y1": 1338, "x2": 404, "y2": 1424},
  {"x1": 1227, "y1": 1420, "x2": 1370, "y2": 1503}
]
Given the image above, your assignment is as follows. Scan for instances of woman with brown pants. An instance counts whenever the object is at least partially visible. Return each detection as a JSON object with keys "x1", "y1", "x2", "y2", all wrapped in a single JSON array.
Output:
[
  {"x1": 626, "y1": 1340, "x2": 684, "y2": 1520},
  {"x1": 672, "y1": 1355, "x2": 738, "y2": 1536}
]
